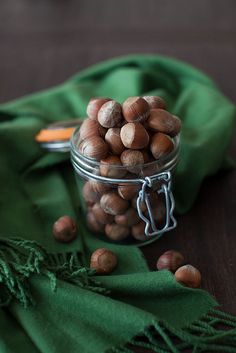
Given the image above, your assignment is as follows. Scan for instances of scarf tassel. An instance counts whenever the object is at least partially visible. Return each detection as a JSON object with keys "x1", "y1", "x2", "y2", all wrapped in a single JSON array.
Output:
[
  {"x1": 111, "y1": 310, "x2": 236, "y2": 353},
  {"x1": 0, "y1": 238, "x2": 108, "y2": 308}
]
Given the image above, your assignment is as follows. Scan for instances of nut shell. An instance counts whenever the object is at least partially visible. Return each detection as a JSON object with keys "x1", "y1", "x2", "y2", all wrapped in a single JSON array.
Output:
[
  {"x1": 105, "y1": 223, "x2": 129, "y2": 241},
  {"x1": 80, "y1": 136, "x2": 109, "y2": 160},
  {"x1": 156, "y1": 250, "x2": 184, "y2": 272},
  {"x1": 120, "y1": 149, "x2": 146, "y2": 174},
  {"x1": 98, "y1": 100, "x2": 123, "y2": 128},
  {"x1": 118, "y1": 184, "x2": 139, "y2": 200},
  {"x1": 115, "y1": 208, "x2": 139, "y2": 226},
  {"x1": 122, "y1": 96, "x2": 150, "y2": 123},
  {"x1": 100, "y1": 192, "x2": 129, "y2": 215},
  {"x1": 100, "y1": 156, "x2": 127, "y2": 178},
  {"x1": 143, "y1": 96, "x2": 166, "y2": 110},
  {"x1": 147, "y1": 109, "x2": 181, "y2": 137},
  {"x1": 175, "y1": 265, "x2": 201, "y2": 288},
  {"x1": 150, "y1": 133, "x2": 174, "y2": 159},
  {"x1": 92, "y1": 203, "x2": 114, "y2": 224},
  {"x1": 79, "y1": 118, "x2": 100, "y2": 140},
  {"x1": 120, "y1": 122, "x2": 149, "y2": 149},
  {"x1": 105, "y1": 128, "x2": 125, "y2": 155},
  {"x1": 150, "y1": 202, "x2": 166, "y2": 224},
  {"x1": 53, "y1": 216, "x2": 77, "y2": 243},
  {"x1": 131, "y1": 222, "x2": 146, "y2": 241},
  {"x1": 87, "y1": 212, "x2": 105, "y2": 232},
  {"x1": 87, "y1": 98, "x2": 111, "y2": 119},
  {"x1": 82, "y1": 181, "x2": 100, "y2": 206},
  {"x1": 90, "y1": 180, "x2": 112, "y2": 195},
  {"x1": 90, "y1": 248, "x2": 118, "y2": 274}
]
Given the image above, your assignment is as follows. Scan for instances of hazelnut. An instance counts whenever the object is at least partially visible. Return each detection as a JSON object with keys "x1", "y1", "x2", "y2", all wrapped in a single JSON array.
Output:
[
  {"x1": 90, "y1": 248, "x2": 118, "y2": 274},
  {"x1": 122, "y1": 97, "x2": 150, "y2": 123},
  {"x1": 100, "y1": 192, "x2": 129, "y2": 215},
  {"x1": 150, "y1": 133, "x2": 174, "y2": 159},
  {"x1": 131, "y1": 197, "x2": 146, "y2": 213},
  {"x1": 140, "y1": 159, "x2": 159, "y2": 177},
  {"x1": 90, "y1": 180, "x2": 112, "y2": 195},
  {"x1": 131, "y1": 222, "x2": 146, "y2": 241},
  {"x1": 105, "y1": 223, "x2": 129, "y2": 241},
  {"x1": 120, "y1": 149, "x2": 145, "y2": 174},
  {"x1": 100, "y1": 156, "x2": 127, "y2": 178},
  {"x1": 175, "y1": 265, "x2": 201, "y2": 288},
  {"x1": 82, "y1": 181, "x2": 100, "y2": 206},
  {"x1": 86, "y1": 98, "x2": 111, "y2": 119},
  {"x1": 118, "y1": 184, "x2": 139, "y2": 200},
  {"x1": 143, "y1": 96, "x2": 166, "y2": 110},
  {"x1": 115, "y1": 208, "x2": 139, "y2": 226},
  {"x1": 53, "y1": 216, "x2": 77, "y2": 243},
  {"x1": 79, "y1": 118, "x2": 99, "y2": 141},
  {"x1": 87, "y1": 212, "x2": 105, "y2": 232},
  {"x1": 141, "y1": 150, "x2": 152, "y2": 163},
  {"x1": 98, "y1": 125, "x2": 107, "y2": 138},
  {"x1": 120, "y1": 123, "x2": 149, "y2": 149},
  {"x1": 156, "y1": 250, "x2": 184, "y2": 272},
  {"x1": 79, "y1": 136, "x2": 109, "y2": 160},
  {"x1": 132, "y1": 192, "x2": 159, "y2": 213},
  {"x1": 92, "y1": 203, "x2": 114, "y2": 224},
  {"x1": 98, "y1": 100, "x2": 123, "y2": 128},
  {"x1": 105, "y1": 128, "x2": 125, "y2": 155},
  {"x1": 150, "y1": 201, "x2": 166, "y2": 224},
  {"x1": 147, "y1": 109, "x2": 181, "y2": 137}
]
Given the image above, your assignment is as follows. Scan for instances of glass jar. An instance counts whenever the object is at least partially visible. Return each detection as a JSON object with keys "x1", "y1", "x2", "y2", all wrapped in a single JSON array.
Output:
[{"x1": 70, "y1": 127, "x2": 180, "y2": 246}]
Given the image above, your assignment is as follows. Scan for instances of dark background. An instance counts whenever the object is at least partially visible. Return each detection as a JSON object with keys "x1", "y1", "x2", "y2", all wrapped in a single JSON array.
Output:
[{"x1": 1, "y1": 0, "x2": 235, "y2": 318}]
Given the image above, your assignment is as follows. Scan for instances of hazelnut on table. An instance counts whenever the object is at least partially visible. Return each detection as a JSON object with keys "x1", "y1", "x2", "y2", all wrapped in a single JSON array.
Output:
[
  {"x1": 175, "y1": 265, "x2": 201, "y2": 288},
  {"x1": 156, "y1": 250, "x2": 184, "y2": 272}
]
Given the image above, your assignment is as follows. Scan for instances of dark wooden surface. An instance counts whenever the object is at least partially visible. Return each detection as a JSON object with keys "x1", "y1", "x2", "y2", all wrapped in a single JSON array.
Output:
[{"x1": 0, "y1": 0, "x2": 236, "y2": 346}]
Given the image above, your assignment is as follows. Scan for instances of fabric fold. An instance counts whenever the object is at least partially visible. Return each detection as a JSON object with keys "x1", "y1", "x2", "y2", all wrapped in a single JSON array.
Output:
[{"x1": 0, "y1": 55, "x2": 235, "y2": 352}]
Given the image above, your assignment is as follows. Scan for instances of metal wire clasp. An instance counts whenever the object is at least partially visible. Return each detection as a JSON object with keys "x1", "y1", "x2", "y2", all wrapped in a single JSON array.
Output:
[{"x1": 136, "y1": 171, "x2": 177, "y2": 238}]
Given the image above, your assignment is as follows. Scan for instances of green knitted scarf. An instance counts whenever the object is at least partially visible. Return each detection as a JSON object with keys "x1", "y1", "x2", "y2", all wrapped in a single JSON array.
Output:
[{"x1": 0, "y1": 55, "x2": 236, "y2": 353}]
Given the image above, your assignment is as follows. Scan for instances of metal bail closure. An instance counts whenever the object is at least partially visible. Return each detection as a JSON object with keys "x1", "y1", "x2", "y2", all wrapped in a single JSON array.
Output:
[{"x1": 136, "y1": 171, "x2": 177, "y2": 238}]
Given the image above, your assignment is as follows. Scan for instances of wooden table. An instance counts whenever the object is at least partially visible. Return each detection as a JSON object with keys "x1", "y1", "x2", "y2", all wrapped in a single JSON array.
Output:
[{"x1": 1, "y1": 0, "x2": 236, "y2": 348}]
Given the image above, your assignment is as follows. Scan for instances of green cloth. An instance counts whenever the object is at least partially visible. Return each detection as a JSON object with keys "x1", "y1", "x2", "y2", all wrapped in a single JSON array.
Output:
[{"x1": 0, "y1": 54, "x2": 236, "y2": 353}]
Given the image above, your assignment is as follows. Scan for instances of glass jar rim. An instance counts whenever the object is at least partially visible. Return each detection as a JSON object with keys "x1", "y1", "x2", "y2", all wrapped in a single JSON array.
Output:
[{"x1": 70, "y1": 126, "x2": 180, "y2": 171}]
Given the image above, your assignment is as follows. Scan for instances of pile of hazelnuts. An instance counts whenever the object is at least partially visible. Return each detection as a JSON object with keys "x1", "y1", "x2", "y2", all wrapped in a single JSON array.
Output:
[
  {"x1": 89, "y1": 248, "x2": 201, "y2": 288},
  {"x1": 77, "y1": 96, "x2": 181, "y2": 242},
  {"x1": 52, "y1": 218, "x2": 201, "y2": 288}
]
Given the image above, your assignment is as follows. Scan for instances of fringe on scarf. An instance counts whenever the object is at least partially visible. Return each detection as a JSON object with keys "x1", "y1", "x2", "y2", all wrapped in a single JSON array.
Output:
[
  {"x1": 0, "y1": 238, "x2": 108, "y2": 308},
  {"x1": 1, "y1": 238, "x2": 236, "y2": 352},
  {"x1": 109, "y1": 309, "x2": 236, "y2": 353}
]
